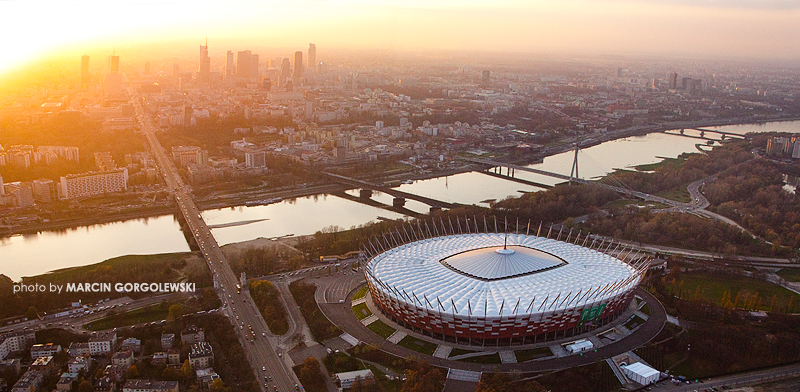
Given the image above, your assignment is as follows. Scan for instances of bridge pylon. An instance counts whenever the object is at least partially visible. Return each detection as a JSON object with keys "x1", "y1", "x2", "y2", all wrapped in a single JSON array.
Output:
[{"x1": 569, "y1": 144, "x2": 580, "y2": 185}]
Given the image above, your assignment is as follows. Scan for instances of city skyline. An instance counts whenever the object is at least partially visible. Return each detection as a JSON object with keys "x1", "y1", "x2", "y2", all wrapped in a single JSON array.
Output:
[{"x1": 2, "y1": 0, "x2": 800, "y2": 78}]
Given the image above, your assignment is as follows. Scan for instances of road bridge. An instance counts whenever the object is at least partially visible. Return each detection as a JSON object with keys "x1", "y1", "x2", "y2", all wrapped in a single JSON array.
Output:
[
  {"x1": 663, "y1": 128, "x2": 749, "y2": 141},
  {"x1": 323, "y1": 172, "x2": 459, "y2": 210},
  {"x1": 458, "y1": 156, "x2": 687, "y2": 208}
]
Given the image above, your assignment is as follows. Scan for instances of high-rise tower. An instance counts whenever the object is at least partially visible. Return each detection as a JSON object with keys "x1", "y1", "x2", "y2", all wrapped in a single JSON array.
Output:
[
  {"x1": 225, "y1": 50, "x2": 234, "y2": 80},
  {"x1": 293, "y1": 51, "x2": 303, "y2": 77},
  {"x1": 199, "y1": 39, "x2": 211, "y2": 83},
  {"x1": 80, "y1": 55, "x2": 90, "y2": 87},
  {"x1": 308, "y1": 43, "x2": 316, "y2": 73},
  {"x1": 108, "y1": 51, "x2": 119, "y2": 73},
  {"x1": 237, "y1": 50, "x2": 253, "y2": 79}
]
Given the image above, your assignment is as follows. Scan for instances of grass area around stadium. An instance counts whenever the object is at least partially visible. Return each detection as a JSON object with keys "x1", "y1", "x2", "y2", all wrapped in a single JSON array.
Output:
[
  {"x1": 623, "y1": 314, "x2": 646, "y2": 331},
  {"x1": 398, "y1": 335, "x2": 438, "y2": 356},
  {"x1": 665, "y1": 271, "x2": 800, "y2": 312},
  {"x1": 366, "y1": 320, "x2": 396, "y2": 339},
  {"x1": 353, "y1": 286, "x2": 369, "y2": 301},
  {"x1": 515, "y1": 346, "x2": 554, "y2": 362},
  {"x1": 640, "y1": 302, "x2": 652, "y2": 316},
  {"x1": 352, "y1": 303, "x2": 372, "y2": 320}
]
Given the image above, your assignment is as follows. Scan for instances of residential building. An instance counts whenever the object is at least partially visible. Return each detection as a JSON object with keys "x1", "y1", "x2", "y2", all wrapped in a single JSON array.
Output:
[
  {"x1": 161, "y1": 334, "x2": 175, "y2": 350},
  {"x1": 334, "y1": 369, "x2": 374, "y2": 390},
  {"x1": 111, "y1": 350, "x2": 134, "y2": 368},
  {"x1": 11, "y1": 370, "x2": 43, "y2": 392},
  {"x1": 59, "y1": 168, "x2": 128, "y2": 199},
  {"x1": 180, "y1": 325, "x2": 205, "y2": 345},
  {"x1": 0, "y1": 331, "x2": 36, "y2": 360},
  {"x1": 30, "y1": 343, "x2": 62, "y2": 359},
  {"x1": 68, "y1": 342, "x2": 90, "y2": 357},
  {"x1": 188, "y1": 342, "x2": 213, "y2": 370},
  {"x1": 88, "y1": 331, "x2": 116, "y2": 355},
  {"x1": 68, "y1": 355, "x2": 92, "y2": 373},
  {"x1": 120, "y1": 338, "x2": 141, "y2": 354}
]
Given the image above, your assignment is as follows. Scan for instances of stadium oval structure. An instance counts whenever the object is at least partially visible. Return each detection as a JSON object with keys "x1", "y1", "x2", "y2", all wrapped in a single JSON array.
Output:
[{"x1": 364, "y1": 232, "x2": 648, "y2": 345}]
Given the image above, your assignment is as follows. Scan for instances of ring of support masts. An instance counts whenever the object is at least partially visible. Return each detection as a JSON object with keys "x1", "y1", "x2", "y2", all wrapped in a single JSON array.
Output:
[{"x1": 359, "y1": 215, "x2": 651, "y2": 315}]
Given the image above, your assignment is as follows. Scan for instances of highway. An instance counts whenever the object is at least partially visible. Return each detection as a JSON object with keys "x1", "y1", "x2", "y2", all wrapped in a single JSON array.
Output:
[{"x1": 127, "y1": 82, "x2": 300, "y2": 392}]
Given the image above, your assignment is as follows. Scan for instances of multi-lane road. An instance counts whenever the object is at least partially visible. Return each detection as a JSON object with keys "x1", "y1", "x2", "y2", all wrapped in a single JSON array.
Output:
[{"x1": 128, "y1": 83, "x2": 300, "y2": 392}]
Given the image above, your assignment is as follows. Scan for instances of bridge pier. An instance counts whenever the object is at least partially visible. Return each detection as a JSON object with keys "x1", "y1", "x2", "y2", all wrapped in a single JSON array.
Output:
[
  {"x1": 359, "y1": 189, "x2": 373, "y2": 198},
  {"x1": 393, "y1": 197, "x2": 406, "y2": 207}
]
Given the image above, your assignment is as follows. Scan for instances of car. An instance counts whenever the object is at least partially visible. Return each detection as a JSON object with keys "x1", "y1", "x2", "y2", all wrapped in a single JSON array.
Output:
[{"x1": 262, "y1": 366, "x2": 266, "y2": 371}]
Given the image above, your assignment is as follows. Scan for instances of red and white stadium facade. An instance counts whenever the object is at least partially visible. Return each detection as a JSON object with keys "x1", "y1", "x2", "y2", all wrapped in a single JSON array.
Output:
[{"x1": 362, "y1": 219, "x2": 649, "y2": 345}]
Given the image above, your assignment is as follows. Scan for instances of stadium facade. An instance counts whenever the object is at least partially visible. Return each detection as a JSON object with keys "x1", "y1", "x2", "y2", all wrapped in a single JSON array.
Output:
[{"x1": 362, "y1": 218, "x2": 649, "y2": 345}]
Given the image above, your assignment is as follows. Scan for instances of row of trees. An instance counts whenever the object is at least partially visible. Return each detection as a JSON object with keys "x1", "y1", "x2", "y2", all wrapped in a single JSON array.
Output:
[{"x1": 248, "y1": 280, "x2": 289, "y2": 335}]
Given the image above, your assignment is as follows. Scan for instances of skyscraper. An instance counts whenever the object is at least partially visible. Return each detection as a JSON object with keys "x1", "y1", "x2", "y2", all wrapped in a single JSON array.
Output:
[
  {"x1": 237, "y1": 50, "x2": 253, "y2": 79},
  {"x1": 199, "y1": 39, "x2": 211, "y2": 83},
  {"x1": 293, "y1": 51, "x2": 303, "y2": 77},
  {"x1": 668, "y1": 72, "x2": 678, "y2": 90},
  {"x1": 308, "y1": 43, "x2": 316, "y2": 72},
  {"x1": 108, "y1": 53, "x2": 119, "y2": 73},
  {"x1": 225, "y1": 51, "x2": 234, "y2": 80},
  {"x1": 80, "y1": 55, "x2": 90, "y2": 87},
  {"x1": 251, "y1": 54, "x2": 259, "y2": 79}
]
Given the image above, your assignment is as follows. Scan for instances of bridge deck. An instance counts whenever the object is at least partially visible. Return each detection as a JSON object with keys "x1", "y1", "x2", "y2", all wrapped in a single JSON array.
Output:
[{"x1": 324, "y1": 172, "x2": 458, "y2": 208}]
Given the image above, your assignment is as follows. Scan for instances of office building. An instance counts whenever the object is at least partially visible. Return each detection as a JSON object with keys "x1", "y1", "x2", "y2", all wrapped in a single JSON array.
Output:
[
  {"x1": 308, "y1": 43, "x2": 316, "y2": 72},
  {"x1": 667, "y1": 72, "x2": 678, "y2": 90},
  {"x1": 32, "y1": 179, "x2": 57, "y2": 203},
  {"x1": 237, "y1": 50, "x2": 253, "y2": 79},
  {"x1": 81, "y1": 55, "x2": 90, "y2": 87},
  {"x1": 108, "y1": 53, "x2": 119, "y2": 73},
  {"x1": 225, "y1": 50, "x2": 234, "y2": 80},
  {"x1": 245, "y1": 150, "x2": 266, "y2": 168},
  {"x1": 293, "y1": 51, "x2": 303, "y2": 77},
  {"x1": 198, "y1": 40, "x2": 211, "y2": 83}
]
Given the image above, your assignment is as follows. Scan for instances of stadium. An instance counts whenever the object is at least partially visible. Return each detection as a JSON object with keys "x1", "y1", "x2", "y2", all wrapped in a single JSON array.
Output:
[{"x1": 362, "y1": 219, "x2": 649, "y2": 345}]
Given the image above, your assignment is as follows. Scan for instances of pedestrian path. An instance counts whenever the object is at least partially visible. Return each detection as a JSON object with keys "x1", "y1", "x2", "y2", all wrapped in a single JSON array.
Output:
[
  {"x1": 447, "y1": 368, "x2": 482, "y2": 382},
  {"x1": 351, "y1": 297, "x2": 366, "y2": 306},
  {"x1": 433, "y1": 345, "x2": 453, "y2": 359},
  {"x1": 339, "y1": 333, "x2": 360, "y2": 347},
  {"x1": 360, "y1": 314, "x2": 378, "y2": 325},
  {"x1": 387, "y1": 330, "x2": 407, "y2": 344},
  {"x1": 499, "y1": 350, "x2": 517, "y2": 364}
]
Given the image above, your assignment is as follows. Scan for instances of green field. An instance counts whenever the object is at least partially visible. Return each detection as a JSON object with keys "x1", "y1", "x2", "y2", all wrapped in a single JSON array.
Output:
[
  {"x1": 353, "y1": 287, "x2": 369, "y2": 301},
  {"x1": 635, "y1": 157, "x2": 685, "y2": 172},
  {"x1": 666, "y1": 271, "x2": 800, "y2": 312},
  {"x1": 352, "y1": 303, "x2": 373, "y2": 320},
  {"x1": 640, "y1": 302, "x2": 652, "y2": 316},
  {"x1": 457, "y1": 352, "x2": 502, "y2": 364},
  {"x1": 398, "y1": 335, "x2": 438, "y2": 356},
  {"x1": 515, "y1": 347, "x2": 553, "y2": 362},
  {"x1": 775, "y1": 269, "x2": 800, "y2": 282},
  {"x1": 85, "y1": 303, "x2": 173, "y2": 331},
  {"x1": 366, "y1": 320, "x2": 396, "y2": 339}
]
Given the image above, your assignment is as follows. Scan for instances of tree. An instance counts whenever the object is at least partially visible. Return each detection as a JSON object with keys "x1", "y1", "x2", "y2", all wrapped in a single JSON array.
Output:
[
  {"x1": 162, "y1": 366, "x2": 182, "y2": 381},
  {"x1": 400, "y1": 360, "x2": 445, "y2": 392},
  {"x1": 297, "y1": 357, "x2": 326, "y2": 392},
  {"x1": 181, "y1": 359, "x2": 193, "y2": 378},
  {"x1": 210, "y1": 379, "x2": 231, "y2": 392},
  {"x1": 25, "y1": 306, "x2": 38, "y2": 321},
  {"x1": 168, "y1": 304, "x2": 185, "y2": 321},
  {"x1": 127, "y1": 365, "x2": 139, "y2": 379},
  {"x1": 76, "y1": 379, "x2": 94, "y2": 392}
]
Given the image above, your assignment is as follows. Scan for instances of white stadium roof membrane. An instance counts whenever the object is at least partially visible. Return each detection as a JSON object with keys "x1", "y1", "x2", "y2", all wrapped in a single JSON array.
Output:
[{"x1": 367, "y1": 233, "x2": 640, "y2": 317}]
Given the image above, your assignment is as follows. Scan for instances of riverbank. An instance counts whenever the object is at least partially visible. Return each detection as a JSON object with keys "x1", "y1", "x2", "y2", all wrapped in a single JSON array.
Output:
[{"x1": 2, "y1": 116, "x2": 796, "y2": 239}]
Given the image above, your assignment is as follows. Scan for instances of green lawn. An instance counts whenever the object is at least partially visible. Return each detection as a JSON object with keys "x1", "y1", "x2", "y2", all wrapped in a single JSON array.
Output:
[
  {"x1": 640, "y1": 302, "x2": 652, "y2": 316},
  {"x1": 85, "y1": 303, "x2": 172, "y2": 331},
  {"x1": 366, "y1": 320, "x2": 396, "y2": 339},
  {"x1": 666, "y1": 271, "x2": 800, "y2": 312},
  {"x1": 656, "y1": 186, "x2": 692, "y2": 203},
  {"x1": 515, "y1": 347, "x2": 553, "y2": 362},
  {"x1": 449, "y1": 348, "x2": 477, "y2": 358},
  {"x1": 353, "y1": 286, "x2": 369, "y2": 301},
  {"x1": 457, "y1": 352, "x2": 502, "y2": 364},
  {"x1": 776, "y1": 269, "x2": 800, "y2": 282},
  {"x1": 635, "y1": 157, "x2": 685, "y2": 172},
  {"x1": 398, "y1": 335, "x2": 438, "y2": 356},
  {"x1": 352, "y1": 303, "x2": 373, "y2": 320}
]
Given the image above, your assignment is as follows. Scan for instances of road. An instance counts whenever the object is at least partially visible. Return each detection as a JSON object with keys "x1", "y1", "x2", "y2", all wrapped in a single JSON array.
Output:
[{"x1": 127, "y1": 81, "x2": 300, "y2": 392}]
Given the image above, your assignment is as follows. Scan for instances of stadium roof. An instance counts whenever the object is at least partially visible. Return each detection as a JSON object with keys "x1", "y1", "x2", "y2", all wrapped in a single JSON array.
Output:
[{"x1": 366, "y1": 233, "x2": 640, "y2": 317}]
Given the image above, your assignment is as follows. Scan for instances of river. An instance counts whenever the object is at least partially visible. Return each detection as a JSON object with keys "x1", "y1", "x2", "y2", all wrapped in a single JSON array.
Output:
[{"x1": 1, "y1": 121, "x2": 797, "y2": 280}]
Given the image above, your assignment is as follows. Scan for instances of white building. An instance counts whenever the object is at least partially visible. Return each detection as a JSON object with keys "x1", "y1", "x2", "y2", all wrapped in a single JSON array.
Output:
[
  {"x1": 622, "y1": 362, "x2": 660, "y2": 385},
  {"x1": 565, "y1": 339, "x2": 594, "y2": 354},
  {"x1": 60, "y1": 168, "x2": 128, "y2": 199},
  {"x1": 334, "y1": 369, "x2": 374, "y2": 389},
  {"x1": 88, "y1": 331, "x2": 117, "y2": 355},
  {"x1": 0, "y1": 331, "x2": 36, "y2": 360}
]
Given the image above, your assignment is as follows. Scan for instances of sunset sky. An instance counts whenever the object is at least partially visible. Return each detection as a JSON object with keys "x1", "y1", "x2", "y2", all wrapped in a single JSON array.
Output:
[{"x1": 1, "y1": 0, "x2": 799, "y2": 76}]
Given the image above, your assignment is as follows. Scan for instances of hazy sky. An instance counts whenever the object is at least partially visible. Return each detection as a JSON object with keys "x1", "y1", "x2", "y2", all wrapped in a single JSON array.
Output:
[{"x1": 1, "y1": 0, "x2": 799, "y2": 76}]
